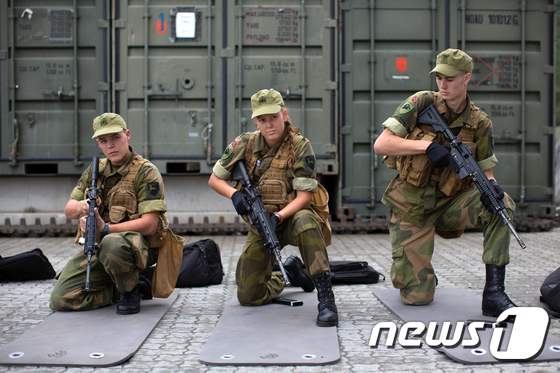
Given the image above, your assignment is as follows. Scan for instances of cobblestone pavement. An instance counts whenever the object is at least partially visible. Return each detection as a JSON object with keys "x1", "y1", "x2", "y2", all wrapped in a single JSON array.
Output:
[{"x1": 1, "y1": 231, "x2": 560, "y2": 372}]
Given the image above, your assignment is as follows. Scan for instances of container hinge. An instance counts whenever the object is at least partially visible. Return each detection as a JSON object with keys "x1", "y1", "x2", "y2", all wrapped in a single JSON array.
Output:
[
  {"x1": 543, "y1": 126, "x2": 555, "y2": 135},
  {"x1": 221, "y1": 48, "x2": 235, "y2": 58},
  {"x1": 0, "y1": 50, "x2": 7, "y2": 60},
  {"x1": 324, "y1": 18, "x2": 336, "y2": 28},
  {"x1": 114, "y1": 81, "x2": 127, "y2": 91},
  {"x1": 114, "y1": 19, "x2": 127, "y2": 29},
  {"x1": 340, "y1": 1, "x2": 352, "y2": 11},
  {"x1": 341, "y1": 125, "x2": 352, "y2": 135},
  {"x1": 97, "y1": 19, "x2": 109, "y2": 28},
  {"x1": 543, "y1": 65, "x2": 554, "y2": 74},
  {"x1": 97, "y1": 82, "x2": 109, "y2": 92},
  {"x1": 340, "y1": 64, "x2": 351, "y2": 73},
  {"x1": 325, "y1": 81, "x2": 337, "y2": 90}
]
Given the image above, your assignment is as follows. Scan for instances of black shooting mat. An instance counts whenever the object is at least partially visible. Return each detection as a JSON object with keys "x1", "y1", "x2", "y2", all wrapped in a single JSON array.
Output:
[
  {"x1": 373, "y1": 288, "x2": 560, "y2": 364},
  {"x1": 0, "y1": 292, "x2": 177, "y2": 367},
  {"x1": 199, "y1": 290, "x2": 340, "y2": 365}
]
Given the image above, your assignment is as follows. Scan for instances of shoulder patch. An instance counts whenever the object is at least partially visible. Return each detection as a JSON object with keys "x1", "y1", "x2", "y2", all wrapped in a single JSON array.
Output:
[
  {"x1": 221, "y1": 146, "x2": 233, "y2": 163},
  {"x1": 147, "y1": 182, "x2": 160, "y2": 198},
  {"x1": 398, "y1": 101, "x2": 414, "y2": 114},
  {"x1": 304, "y1": 155, "x2": 315, "y2": 173}
]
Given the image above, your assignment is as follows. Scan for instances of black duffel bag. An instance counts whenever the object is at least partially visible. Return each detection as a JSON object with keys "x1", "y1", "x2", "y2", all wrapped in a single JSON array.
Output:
[
  {"x1": 176, "y1": 239, "x2": 224, "y2": 287},
  {"x1": 0, "y1": 248, "x2": 56, "y2": 282},
  {"x1": 329, "y1": 260, "x2": 385, "y2": 285},
  {"x1": 540, "y1": 266, "x2": 560, "y2": 317}
]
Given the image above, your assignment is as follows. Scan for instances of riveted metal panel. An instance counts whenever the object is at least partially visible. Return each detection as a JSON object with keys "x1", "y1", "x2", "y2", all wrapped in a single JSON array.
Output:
[
  {"x1": 340, "y1": 0, "x2": 555, "y2": 219},
  {"x1": 452, "y1": 0, "x2": 555, "y2": 211},
  {"x1": 340, "y1": 0, "x2": 443, "y2": 218},
  {"x1": 226, "y1": 0, "x2": 338, "y2": 175},
  {"x1": 115, "y1": 0, "x2": 222, "y2": 173},
  {"x1": 0, "y1": 0, "x2": 109, "y2": 175}
]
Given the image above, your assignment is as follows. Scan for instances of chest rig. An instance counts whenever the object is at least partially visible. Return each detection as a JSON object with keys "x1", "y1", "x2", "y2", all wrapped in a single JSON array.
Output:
[
  {"x1": 242, "y1": 125, "x2": 332, "y2": 244},
  {"x1": 394, "y1": 99, "x2": 481, "y2": 197},
  {"x1": 94, "y1": 154, "x2": 165, "y2": 247},
  {"x1": 244, "y1": 126, "x2": 299, "y2": 213}
]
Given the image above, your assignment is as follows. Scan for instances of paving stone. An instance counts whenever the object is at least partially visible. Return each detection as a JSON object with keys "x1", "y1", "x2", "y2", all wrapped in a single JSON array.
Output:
[{"x1": 1, "y1": 232, "x2": 560, "y2": 372}]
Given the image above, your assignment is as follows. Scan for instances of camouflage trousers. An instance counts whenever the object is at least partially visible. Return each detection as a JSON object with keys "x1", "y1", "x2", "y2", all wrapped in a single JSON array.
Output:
[
  {"x1": 236, "y1": 209, "x2": 330, "y2": 306},
  {"x1": 389, "y1": 187, "x2": 515, "y2": 305},
  {"x1": 49, "y1": 232, "x2": 150, "y2": 311}
]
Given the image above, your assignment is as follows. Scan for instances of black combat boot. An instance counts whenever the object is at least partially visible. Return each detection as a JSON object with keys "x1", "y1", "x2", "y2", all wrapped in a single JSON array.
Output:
[
  {"x1": 481, "y1": 264, "x2": 517, "y2": 317},
  {"x1": 313, "y1": 272, "x2": 338, "y2": 327},
  {"x1": 284, "y1": 255, "x2": 315, "y2": 292},
  {"x1": 116, "y1": 286, "x2": 141, "y2": 315},
  {"x1": 138, "y1": 267, "x2": 154, "y2": 300}
]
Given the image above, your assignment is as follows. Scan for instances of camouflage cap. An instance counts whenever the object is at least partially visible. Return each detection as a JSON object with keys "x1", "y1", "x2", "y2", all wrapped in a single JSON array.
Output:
[
  {"x1": 250, "y1": 88, "x2": 284, "y2": 119},
  {"x1": 430, "y1": 48, "x2": 473, "y2": 77},
  {"x1": 91, "y1": 113, "x2": 127, "y2": 139}
]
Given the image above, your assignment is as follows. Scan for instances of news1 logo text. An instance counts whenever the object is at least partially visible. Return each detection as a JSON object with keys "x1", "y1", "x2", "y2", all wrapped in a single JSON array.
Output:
[{"x1": 369, "y1": 307, "x2": 550, "y2": 360}]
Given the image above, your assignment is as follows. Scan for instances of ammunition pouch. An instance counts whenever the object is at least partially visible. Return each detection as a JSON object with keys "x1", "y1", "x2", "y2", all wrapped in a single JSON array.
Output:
[{"x1": 395, "y1": 126, "x2": 437, "y2": 187}]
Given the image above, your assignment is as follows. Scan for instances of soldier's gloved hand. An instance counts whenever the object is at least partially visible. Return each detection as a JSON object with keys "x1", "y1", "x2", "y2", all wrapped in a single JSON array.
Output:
[
  {"x1": 426, "y1": 142, "x2": 450, "y2": 168},
  {"x1": 480, "y1": 179, "x2": 504, "y2": 212},
  {"x1": 231, "y1": 191, "x2": 250, "y2": 215}
]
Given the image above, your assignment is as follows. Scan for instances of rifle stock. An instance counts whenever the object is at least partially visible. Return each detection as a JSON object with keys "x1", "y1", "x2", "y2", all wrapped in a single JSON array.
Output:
[
  {"x1": 418, "y1": 105, "x2": 526, "y2": 249},
  {"x1": 232, "y1": 160, "x2": 291, "y2": 285}
]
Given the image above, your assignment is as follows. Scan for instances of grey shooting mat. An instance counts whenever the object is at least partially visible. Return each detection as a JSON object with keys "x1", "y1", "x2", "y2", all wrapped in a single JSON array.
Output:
[
  {"x1": 373, "y1": 287, "x2": 560, "y2": 363},
  {"x1": 199, "y1": 290, "x2": 340, "y2": 365},
  {"x1": 0, "y1": 292, "x2": 177, "y2": 367}
]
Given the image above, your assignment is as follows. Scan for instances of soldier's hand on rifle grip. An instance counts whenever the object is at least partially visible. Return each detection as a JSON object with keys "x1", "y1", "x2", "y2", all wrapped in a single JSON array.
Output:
[
  {"x1": 426, "y1": 142, "x2": 451, "y2": 168},
  {"x1": 79, "y1": 200, "x2": 89, "y2": 217},
  {"x1": 480, "y1": 179, "x2": 504, "y2": 212},
  {"x1": 270, "y1": 212, "x2": 281, "y2": 231},
  {"x1": 231, "y1": 191, "x2": 250, "y2": 215}
]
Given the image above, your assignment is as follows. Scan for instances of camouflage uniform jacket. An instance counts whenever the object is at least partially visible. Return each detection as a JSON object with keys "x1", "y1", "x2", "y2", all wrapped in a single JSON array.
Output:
[
  {"x1": 381, "y1": 91, "x2": 498, "y2": 224},
  {"x1": 71, "y1": 149, "x2": 182, "y2": 298},
  {"x1": 213, "y1": 122, "x2": 332, "y2": 243},
  {"x1": 213, "y1": 122, "x2": 319, "y2": 211},
  {"x1": 71, "y1": 148, "x2": 168, "y2": 235}
]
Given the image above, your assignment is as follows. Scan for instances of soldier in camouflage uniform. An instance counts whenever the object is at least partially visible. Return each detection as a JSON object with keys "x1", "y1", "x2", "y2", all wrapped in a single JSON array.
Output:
[
  {"x1": 208, "y1": 88, "x2": 338, "y2": 327},
  {"x1": 373, "y1": 49, "x2": 517, "y2": 317},
  {"x1": 50, "y1": 113, "x2": 179, "y2": 315}
]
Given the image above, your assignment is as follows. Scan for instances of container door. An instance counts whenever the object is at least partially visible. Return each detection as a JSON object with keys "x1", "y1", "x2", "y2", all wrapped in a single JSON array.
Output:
[
  {"x1": 340, "y1": 0, "x2": 444, "y2": 218},
  {"x1": 450, "y1": 0, "x2": 555, "y2": 215},
  {"x1": 114, "y1": 0, "x2": 223, "y2": 174},
  {"x1": 227, "y1": 0, "x2": 338, "y2": 175},
  {"x1": 0, "y1": 0, "x2": 109, "y2": 175}
]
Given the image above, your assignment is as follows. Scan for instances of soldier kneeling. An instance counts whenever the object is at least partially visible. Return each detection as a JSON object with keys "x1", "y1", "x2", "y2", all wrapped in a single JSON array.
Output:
[{"x1": 208, "y1": 89, "x2": 337, "y2": 327}]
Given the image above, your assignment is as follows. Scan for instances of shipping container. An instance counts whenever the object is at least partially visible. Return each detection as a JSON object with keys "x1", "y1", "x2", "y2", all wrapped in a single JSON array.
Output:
[
  {"x1": 0, "y1": 0, "x2": 556, "y2": 231},
  {"x1": 340, "y1": 0, "x2": 556, "y2": 219}
]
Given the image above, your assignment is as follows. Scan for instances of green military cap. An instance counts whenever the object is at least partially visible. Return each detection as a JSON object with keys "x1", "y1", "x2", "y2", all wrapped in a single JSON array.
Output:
[
  {"x1": 430, "y1": 48, "x2": 473, "y2": 77},
  {"x1": 91, "y1": 113, "x2": 127, "y2": 139},
  {"x1": 250, "y1": 88, "x2": 285, "y2": 119}
]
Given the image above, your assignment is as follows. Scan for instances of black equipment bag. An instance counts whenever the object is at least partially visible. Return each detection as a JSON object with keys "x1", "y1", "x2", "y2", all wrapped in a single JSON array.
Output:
[
  {"x1": 0, "y1": 248, "x2": 56, "y2": 282},
  {"x1": 540, "y1": 266, "x2": 560, "y2": 316},
  {"x1": 176, "y1": 239, "x2": 224, "y2": 287},
  {"x1": 329, "y1": 260, "x2": 385, "y2": 285}
]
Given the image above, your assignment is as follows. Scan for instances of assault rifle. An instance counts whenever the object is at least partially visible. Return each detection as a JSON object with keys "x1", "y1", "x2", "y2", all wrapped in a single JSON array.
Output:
[
  {"x1": 418, "y1": 105, "x2": 526, "y2": 250},
  {"x1": 232, "y1": 160, "x2": 291, "y2": 285},
  {"x1": 84, "y1": 157, "x2": 100, "y2": 291}
]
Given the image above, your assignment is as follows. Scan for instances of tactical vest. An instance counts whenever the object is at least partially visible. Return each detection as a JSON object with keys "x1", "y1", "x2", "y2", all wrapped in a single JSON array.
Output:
[
  {"x1": 243, "y1": 125, "x2": 332, "y2": 244},
  {"x1": 81, "y1": 153, "x2": 183, "y2": 299},
  {"x1": 387, "y1": 96, "x2": 481, "y2": 197},
  {"x1": 100, "y1": 154, "x2": 167, "y2": 248},
  {"x1": 244, "y1": 126, "x2": 298, "y2": 212}
]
